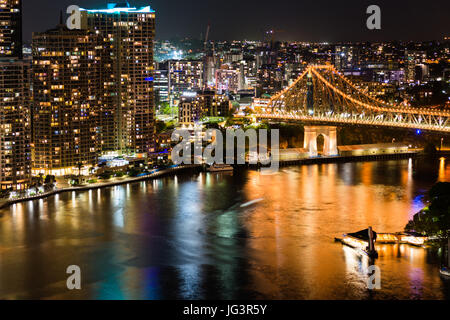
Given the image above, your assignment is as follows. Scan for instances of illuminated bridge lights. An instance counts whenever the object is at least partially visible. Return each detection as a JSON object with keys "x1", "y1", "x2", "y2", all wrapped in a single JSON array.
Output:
[{"x1": 261, "y1": 65, "x2": 450, "y2": 132}]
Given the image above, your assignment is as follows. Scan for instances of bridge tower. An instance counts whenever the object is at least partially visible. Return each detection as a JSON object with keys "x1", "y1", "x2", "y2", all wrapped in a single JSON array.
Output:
[
  {"x1": 306, "y1": 70, "x2": 314, "y2": 115},
  {"x1": 304, "y1": 126, "x2": 339, "y2": 157}
]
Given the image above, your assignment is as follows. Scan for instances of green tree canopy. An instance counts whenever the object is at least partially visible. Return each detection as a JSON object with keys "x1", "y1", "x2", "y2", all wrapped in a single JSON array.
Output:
[{"x1": 406, "y1": 182, "x2": 450, "y2": 238}]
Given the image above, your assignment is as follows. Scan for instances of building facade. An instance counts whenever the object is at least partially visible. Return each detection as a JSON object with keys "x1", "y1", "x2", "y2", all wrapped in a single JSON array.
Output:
[
  {"x1": 178, "y1": 94, "x2": 202, "y2": 126},
  {"x1": 81, "y1": 3, "x2": 156, "y2": 156},
  {"x1": 154, "y1": 61, "x2": 169, "y2": 107},
  {"x1": 168, "y1": 59, "x2": 203, "y2": 102},
  {"x1": 215, "y1": 65, "x2": 240, "y2": 94},
  {"x1": 0, "y1": 0, "x2": 22, "y2": 58},
  {"x1": 178, "y1": 91, "x2": 230, "y2": 125},
  {"x1": 32, "y1": 26, "x2": 109, "y2": 176},
  {"x1": 0, "y1": 59, "x2": 31, "y2": 190},
  {"x1": 0, "y1": 0, "x2": 30, "y2": 191},
  {"x1": 334, "y1": 46, "x2": 359, "y2": 70}
]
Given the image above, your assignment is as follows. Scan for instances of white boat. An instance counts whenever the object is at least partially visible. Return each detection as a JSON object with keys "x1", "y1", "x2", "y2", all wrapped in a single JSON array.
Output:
[
  {"x1": 440, "y1": 267, "x2": 450, "y2": 279},
  {"x1": 207, "y1": 164, "x2": 234, "y2": 172}
]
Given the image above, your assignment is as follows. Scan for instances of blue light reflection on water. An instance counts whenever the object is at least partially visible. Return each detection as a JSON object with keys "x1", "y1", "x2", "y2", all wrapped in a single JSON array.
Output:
[{"x1": 0, "y1": 159, "x2": 449, "y2": 299}]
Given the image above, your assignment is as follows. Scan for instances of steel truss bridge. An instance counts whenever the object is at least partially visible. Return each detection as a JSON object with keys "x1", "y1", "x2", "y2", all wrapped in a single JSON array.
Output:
[{"x1": 254, "y1": 65, "x2": 450, "y2": 133}]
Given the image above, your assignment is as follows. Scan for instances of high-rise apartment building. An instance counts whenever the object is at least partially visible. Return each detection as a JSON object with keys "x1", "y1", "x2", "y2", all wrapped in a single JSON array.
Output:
[
  {"x1": 0, "y1": 59, "x2": 31, "y2": 190},
  {"x1": 256, "y1": 64, "x2": 283, "y2": 97},
  {"x1": 80, "y1": 2, "x2": 156, "y2": 156},
  {"x1": 198, "y1": 90, "x2": 231, "y2": 118},
  {"x1": 334, "y1": 46, "x2": 359, "y2": 70},
  {"x1": 0, "y1": 0, "x2": 30, "y2": 191},
  {"x1": 405, "y1": 50, "x2": 427, "y2": 82},
  {"x1": 154, "y1": 61, "x2": 169, "y2": 107},
  {"x1": 168, "y1": 59, "x2": 203, "y2": 102},
  {"x1": 0, "y1": 0, "x2": 22, "y2": 58},
  {"x1": 32, "y1": 25, "x2": 112, "y2": 176},
  {"x1": 215, "y1": 65, "x2": 240, "y2": 94},
  {"x1": 178, "y1": 91, "x2": 231, "y2": 125}
]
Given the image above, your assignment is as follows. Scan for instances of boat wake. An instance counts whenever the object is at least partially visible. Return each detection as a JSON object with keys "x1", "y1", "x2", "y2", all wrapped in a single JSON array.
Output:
[{"x1": 240, "y1": 198, "x2": 264, "y2": 208}]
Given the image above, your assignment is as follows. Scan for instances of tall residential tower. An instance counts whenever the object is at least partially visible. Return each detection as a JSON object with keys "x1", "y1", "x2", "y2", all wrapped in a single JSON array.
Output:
[
  {"x1": 32, "y1": 24, "x2": 113, "y2": 175},
  {"x1": 0, "y1": 60, "x2": 31, "y2": 190},
  {"x1": 80, "y1": 2, "x2": 156, "y2": 156},
  {"x1": 0, "y1": 0, "x2": 22, "y2": 58},
  {"x1": 0, "y1": 0, "x2": 31, "y2": 191}
]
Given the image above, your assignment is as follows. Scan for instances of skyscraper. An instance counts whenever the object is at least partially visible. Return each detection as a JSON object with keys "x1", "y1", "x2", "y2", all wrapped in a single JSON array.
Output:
[
  {"x1": 334, "y1": 46, "x2": 359, "y2": 70},
  {"x1": 215, "y1": 65, "x2": 240, "y2": 94},
  {"x1": 0, "y1": 0, "x2": 22, "y2": 58},
  {"x1": 0, "y1": 0, "x2": 30, "y2": 191},
  {"x1": 0, "y1": 59, "x2": 31, "y2": 190},
  {"x1": 168, "y1": 59, "x2": 204, "y2": 101},
  {"x1": 32, "y1": 24, "x2": 112, "y2": 176},
  {"x1": 80, "y1": 2, "x2": 156, "y2": 156}
]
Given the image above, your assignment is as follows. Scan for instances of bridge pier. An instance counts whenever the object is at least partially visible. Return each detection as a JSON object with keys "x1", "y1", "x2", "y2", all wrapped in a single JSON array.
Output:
[{"x1": 304, "y1": 126, "x2": 339, "y2": 157}]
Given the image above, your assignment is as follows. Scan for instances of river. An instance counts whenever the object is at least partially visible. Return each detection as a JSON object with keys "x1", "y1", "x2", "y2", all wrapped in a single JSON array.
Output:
[{"x1": 0, "y1": 158, "x2": 449, "y2": 299}]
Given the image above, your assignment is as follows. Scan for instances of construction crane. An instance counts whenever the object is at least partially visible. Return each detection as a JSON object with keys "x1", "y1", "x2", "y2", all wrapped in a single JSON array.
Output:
[
  {"x1": 204, "y1": 24, "x2": 210, "y2": 51},
  {"x1": 203, "y1": 22, "x2": 212, "y2": 91}
]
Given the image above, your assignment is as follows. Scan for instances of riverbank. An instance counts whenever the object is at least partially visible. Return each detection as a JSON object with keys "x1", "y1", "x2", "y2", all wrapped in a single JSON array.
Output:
[
  {"x1": 0, "y1": 151, "x2": 439, "y2": 209},
  {"x1": 251, "y1": 151, "x2": 419, "y2": 167},
  {"x1": 0, "y1": 165, "x2": 202, "y2": 209}
]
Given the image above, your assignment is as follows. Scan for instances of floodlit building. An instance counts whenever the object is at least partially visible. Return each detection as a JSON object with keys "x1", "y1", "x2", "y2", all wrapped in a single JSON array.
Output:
[{"x1": 338, "y1": 143, "x2": 410, "y2": 157}]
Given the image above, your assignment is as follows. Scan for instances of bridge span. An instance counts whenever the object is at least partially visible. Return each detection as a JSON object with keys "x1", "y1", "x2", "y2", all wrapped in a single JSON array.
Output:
[{"x1": 254, "y1": 65, "x2": 450, "y2": 133}]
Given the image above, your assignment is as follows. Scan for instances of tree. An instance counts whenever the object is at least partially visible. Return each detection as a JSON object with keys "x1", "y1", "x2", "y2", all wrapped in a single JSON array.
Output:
[
  {"x1": 98, "y1": 171, "x2": 112, "y2": 180},
  {"x1": 77, "y1": 162, "x2": 84, "y2": 177},
  {"x1": 38, "y1": 173, "x2": 44, "y2": 186},
  {"x1": 44, "y1": 175, "x2": 55, "y2": 185},
  {"x1": 156, "y1": 120, "x2": 167, "y2": 134},
  {"x1": 128, "y1": 168, "x2": 141, "y2": 177},
  {"x1": 406, "y1": 182, "x2": 450, "y2": 240}
]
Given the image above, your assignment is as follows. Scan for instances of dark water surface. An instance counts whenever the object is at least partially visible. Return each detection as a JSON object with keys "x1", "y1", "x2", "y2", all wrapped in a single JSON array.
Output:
[{"x1": 1, "y1": 158, "x2": 450, "y2": 300}]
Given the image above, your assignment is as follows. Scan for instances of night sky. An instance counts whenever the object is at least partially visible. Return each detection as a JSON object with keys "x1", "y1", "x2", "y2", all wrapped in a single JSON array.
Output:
[{"x1": 23, "y1": 0, "x2": 449, "y2": 43}]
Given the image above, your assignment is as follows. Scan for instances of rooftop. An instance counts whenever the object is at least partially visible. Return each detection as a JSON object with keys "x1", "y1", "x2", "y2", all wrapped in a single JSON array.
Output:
[{"x1": 80, "y1": 2, "x2": 155, "y2": 14}]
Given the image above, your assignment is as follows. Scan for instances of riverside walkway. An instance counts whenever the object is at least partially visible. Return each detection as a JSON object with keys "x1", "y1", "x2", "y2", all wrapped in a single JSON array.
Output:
[{"x1": 0, "y1": 165, "x2": 202, "y2": 209}]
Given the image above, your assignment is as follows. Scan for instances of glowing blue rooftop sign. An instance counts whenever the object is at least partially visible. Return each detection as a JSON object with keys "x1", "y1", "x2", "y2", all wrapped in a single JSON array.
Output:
[{"x1": 80, "y1": 4, "x2": 155, "y2": 14}]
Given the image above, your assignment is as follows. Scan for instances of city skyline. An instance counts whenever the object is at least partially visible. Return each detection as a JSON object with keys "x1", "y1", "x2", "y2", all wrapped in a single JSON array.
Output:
[
  {"x1": 0, "y1": 0, "x2": 450, "y2": 304},
  {"x1": 23, "y1": 0, "x2": 450, "y2": 43}
]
